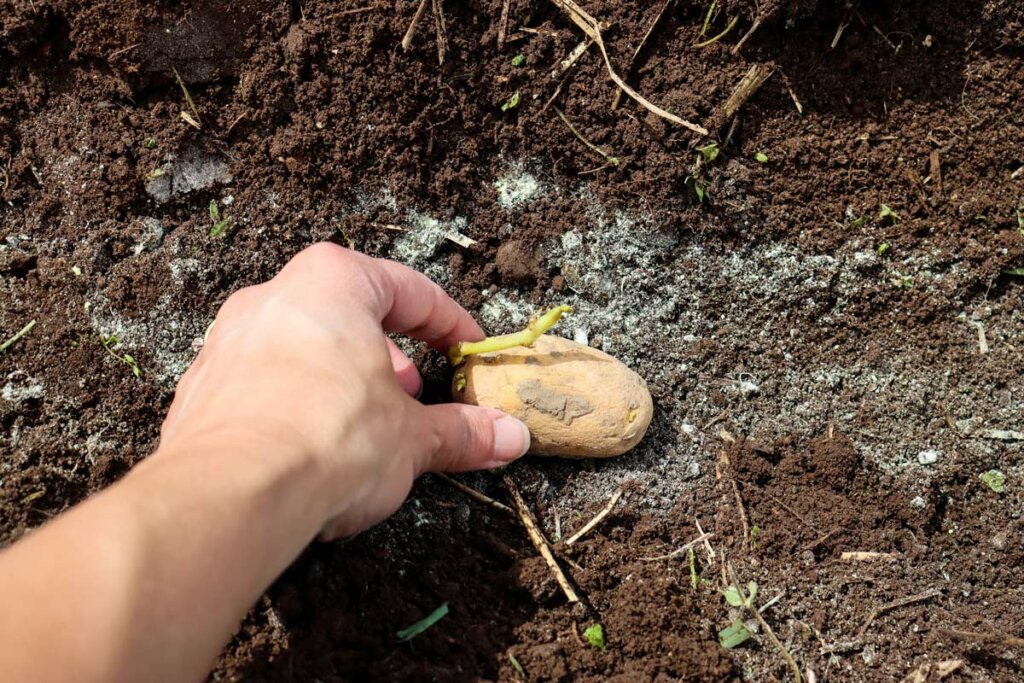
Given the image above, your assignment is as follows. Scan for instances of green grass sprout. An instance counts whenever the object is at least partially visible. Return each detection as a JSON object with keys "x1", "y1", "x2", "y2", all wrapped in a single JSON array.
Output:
[
  {"x1": 0, "y1": 319, "x2": 37, "y2": 353},
  {"x1": 501, "y1": 92, "x2": 521, "y2": 111},
  {"x1": 583, "y1": 623, "x2": 606, "y2": 651},
  {"x1": 695, "y1": 14, "x2": 739, "y2": 48},
  {"x1": 511, "y1": 54, "x2": 526, "y2": 67},
  {"x1": 981, "y1": 469, "x2": 1006, "y2": 493},
  {"x1": 879, "y1": 203, "x2": 900, "y2": 223},
  {"x1": 508, "y1": 652, "x2": 526, "y2": 677},
  {"x1": 877, "y1": 242, "x2": 891, "y2": 255},
  {"x1": 208, "y1": 199, "x2": 234, "y2": 238},
  {"x1": 172, "y1": 66, "x2": 202, "y2": 125},
  {"x1": 699, "y1": 1, "x2": 717, "y2": 38},
  {"x1": 1005, "y1": 267, "x2": 1024, "y2": 277},
  {"x1": 697, "y1": 142, "x2": 720, "y2": 163},
  {"x1": 144, "y1": 136, "x2": 157, "y2": 149},
  {"x1": 851, "y1": 215, "x2": 870, "y2": 229},
  {"x1": 101, "y1": 334, "x2": 142, "y2": 378},
  {"x1": 397, "y1": 602, "x2": 449, "y2": 642}
]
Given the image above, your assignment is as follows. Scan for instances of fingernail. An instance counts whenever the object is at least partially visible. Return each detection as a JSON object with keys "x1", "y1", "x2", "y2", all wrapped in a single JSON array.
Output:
[{"x1": 493, "y1": 415, "x2": 531, "y2": 461}]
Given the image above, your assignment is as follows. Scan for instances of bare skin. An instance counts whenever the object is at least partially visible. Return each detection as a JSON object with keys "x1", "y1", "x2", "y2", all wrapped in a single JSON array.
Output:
[{"x1": 0, "y1": 244, "x2": 530, "y2": 682}]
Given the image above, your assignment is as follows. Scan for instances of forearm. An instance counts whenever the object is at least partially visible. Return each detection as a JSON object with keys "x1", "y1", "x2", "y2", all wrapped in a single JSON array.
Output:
[{"x1": 0, "y1": 432, "x2": 329, "y2": 682}]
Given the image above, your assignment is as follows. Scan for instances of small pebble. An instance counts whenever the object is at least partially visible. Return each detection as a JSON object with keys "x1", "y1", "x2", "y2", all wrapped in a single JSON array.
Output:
[{"x1": 917, "y1": 449, "x2": 940, "y2": 465}]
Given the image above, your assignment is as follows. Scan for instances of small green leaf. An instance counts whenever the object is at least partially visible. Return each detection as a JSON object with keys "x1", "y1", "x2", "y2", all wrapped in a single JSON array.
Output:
[
  {"x1": 583, "y1": 623, "x2": 606, "y2": 651},
  {"x1": 511, "y1": 54, "x2": 526, "y2": 67},
  {"x1": 501, "y1": 91, "x2": 521, "y2": 111},
  {"x1": 147, "y1": 167, "x2": 166, "y2": 180},
  {"x1": 877, "y1": 242, "x2": 891, "y2": 255},
  {"x1": 718, "y1": 620, "x2": 752, "y2": 648},
  {"x1": 851, "y1": 215, "x2": 870, "y2": 229},
  {"x1": 71, "y1": 265, "x2": 83, "y2": 276},
  {"x1": 144, "y1": 136, "x2": 157, "y2": 149},
  {"x1": 722, "y1": 585, "x2": 744, "y2": 607},
  {"x1": 981, "y1": 469, "x2": 1006, "y2": 493},
  {"x1": 694, "y1": 181, "x2": 706, "y2": 203},
  {"x1": 879, "y1": 204, "x2": 900, "y2": 223},
  {"x1": 747, "y1": 581, "x2": 758, "y2": 603},
  {"x1": 210, "y1": 217, "x2": 234, "y2": 238},
  {"x1": 697, "y1": 142, "x2": 720, "y2": 163},
  {"x1": 508, "y1": 652, "x2": 526, "y2": 677},
  {"x1": 1004, "y1": 267, "x2": 1024, "y2": 277},
  {"x1": 397, "y1": 602, "x2": 449, "y2": 642},
  {"x1": 209, "y1": 199, "x2": 220, "y2": 222},
  {"x1": 754, "y1": 152, "x2": 768, "y2": 164}
]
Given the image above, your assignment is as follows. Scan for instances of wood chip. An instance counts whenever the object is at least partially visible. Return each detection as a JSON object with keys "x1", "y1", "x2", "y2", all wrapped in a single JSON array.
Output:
[
  {"x1": 900, "y1": 659, "x2": 962, "y2": 683},
  {"x1": 840, "y1": 551, "x2": 897, "y2": 561},
  {"x1": 179, "y1": 110, "x2": 202, "y2": 129},
  {"x1": 444, "y1": 230, "x2": 477, "y2": 248},
  {"x1": 930, "y1": 150, "x2": 943, "y2": 195}
]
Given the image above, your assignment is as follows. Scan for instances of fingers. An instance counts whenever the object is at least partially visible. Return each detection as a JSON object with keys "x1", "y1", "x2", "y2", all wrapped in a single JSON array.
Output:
[
  {"x1": 386, "y1": 339, "x2": 422, "y2": 397},
  {"x1": 277, "y1": 244, "x2": 484, "y2": 351},
  {"x1": 414, "y1": 404, "x2": 531, "y2": 473}
]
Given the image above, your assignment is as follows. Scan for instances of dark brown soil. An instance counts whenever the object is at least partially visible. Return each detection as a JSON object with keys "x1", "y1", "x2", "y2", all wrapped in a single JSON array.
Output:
[{"x1": 3, "y1": 0, "x2": 1023, "y2": 681}]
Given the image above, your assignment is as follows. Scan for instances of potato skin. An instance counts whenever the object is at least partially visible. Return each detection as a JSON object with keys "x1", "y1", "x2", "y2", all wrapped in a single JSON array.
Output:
[{"x1": 453, "y1": 335, "x2": 653, "y2": 458}]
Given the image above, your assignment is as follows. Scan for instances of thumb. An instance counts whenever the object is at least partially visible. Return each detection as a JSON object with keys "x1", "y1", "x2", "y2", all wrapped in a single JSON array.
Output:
[{"x1": 415, "y1": 404, "x2": 531, "y2": 473}]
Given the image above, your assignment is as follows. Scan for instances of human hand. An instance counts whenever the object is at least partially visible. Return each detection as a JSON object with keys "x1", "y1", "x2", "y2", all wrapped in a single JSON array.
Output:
[{"x1": 158, "y1": 244, "x2": 530, "y2": 539}]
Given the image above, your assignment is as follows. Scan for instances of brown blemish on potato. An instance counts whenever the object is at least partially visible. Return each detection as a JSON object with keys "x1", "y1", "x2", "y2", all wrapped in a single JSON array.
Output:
[{"x1": 516, "y1": 379, "x2": 593, "y2": 425}]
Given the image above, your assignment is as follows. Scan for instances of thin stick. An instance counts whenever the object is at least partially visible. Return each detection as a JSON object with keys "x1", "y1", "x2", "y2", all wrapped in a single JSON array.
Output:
[
  {"x1": 172, "y1": 66, "x2": 202, "y2": 125},
  {"x1": 718, "y1": 450, "x2": 750, "y2": 544},
  {"x1": 435, "y1": 473, "x2": 514, "y2": 516},
  {"x1": 224, "y1": 111, "x2": 247, "y2": 136},
  {"x1": 503, "y1": 476, "x2": 580, "y2": 604},
  {"x1": 612, "y1": 0, "x2": 674, "y2": 109},
  {"x1": 498, "y1": 0, "x2": 511, "y2": 48},
  {"x1": 731, "y1": 16, "x2": 761, "y2": 54},
  {"x1": 319, "y1": 6, "x2": 375, "y2": 22},
  {"x1": 564, "y1": 489, "x2": 622, "y2": 546},
  {"x1": 431, "y1": 0, "x2": 447, "y2": 65},
  {"x1": 639, "y1": 532, "x2": 713, "y2": 561},
  {"x1": 554, "y1": 108, "x2": 620, "y2": 167},
  {"x1": 858, "y1": 588, "x2": 942, "y2": 639},
  {"x1": 550, "y1": 39, "x2": 592, "y2": 80},
  {"x1": 108, "y1": 43, "x2": 140, "y2": 59},
  {"x1": 550, "y1": 0, "x2": 708, "y2": 136},
  {"x1": 1, "y1": 319, "x2": 36, "y2": 353},
  {"x1": 401, "y1": 0, "x2": 430, "y2": 51},
  {"x1": 695, "y1": 517, "x2": 715, "y2": 561}
]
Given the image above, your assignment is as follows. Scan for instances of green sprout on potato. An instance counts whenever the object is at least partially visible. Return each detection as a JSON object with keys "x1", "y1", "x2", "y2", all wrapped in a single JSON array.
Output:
[{"x1": 449, "y1": 305, "x2": 572, "y2": 391}]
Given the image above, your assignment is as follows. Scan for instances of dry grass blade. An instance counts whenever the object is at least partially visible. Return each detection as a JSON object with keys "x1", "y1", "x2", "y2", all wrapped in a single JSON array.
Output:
[
  {"x1": 503, "y1": 475, "x2": 580, "y2": 604},
  {"x1": 551, "y1": 39, "x2": 593, "y2": 80},
  {"x1": 723, "y1": 63, "x2": 774, "y2": 119},
  {"x1": 1, "y1": 319, "x2": 36, "y2": 353},
  {"x1": 555, "y1": 108, "x2": 620, "y2": 167},
  {"x1": 498, "y1": 0, "x2": 511, "y2": 47},
  {"x1": 840, "y1": 551, "x2": 897, "y2": 561},
  {"x1": 639, "y1": 532, "x2": 713, "y2": 561},
  {"x1": 319, "y1": 6, "x2": 376, "y2": 21},
  {"x1": 550, "y1": 0, "x2": 708, "y2": 136},
  {"x1": 731, "y1": 16, "x2": 762, "y2": 54},
  {"x1": 941, "y1": 629, "x2": 1024, "y2": 649},
  {"x1": 612, "y1": 0, "x2": 674, "y2": 109},
  {"x1": 431, "y1": 0, "x2": 447, "y2": 65},
  {"x1": 401, "y1": 0, "x2": 430, "y2": 51},
  {"x1": 172, "y1": 66, "x2": 202, "y2": 125},
  {"x1": 564, "y1": 489, "x2": 622, "y2": 546}
]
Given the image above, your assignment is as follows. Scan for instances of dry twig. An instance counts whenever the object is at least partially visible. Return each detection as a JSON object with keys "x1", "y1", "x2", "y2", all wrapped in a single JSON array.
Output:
[
  {"x1": 550, "y1": 0, "x2": 708, "y2": 135},
  {"x1": 858, "y1": 588, "x2": 941, "y2": 639},
  {"x1": 565, "y1": 489, "x2": 623, "y2": 546},
  {"x1": 899, "y1": 659, "x2": 962, "y2": 683},
  {"x1": 611, "y1": 0, "x2": 674, "y2": 109},
  {"x1": 319, "y1": 6, "x2": 376, "y2": 21},
  {"x1": 431, "y1": 0, "x2": 447, "y2": 65},
  {"x1": 503, "y1": 475, "x2": 580, "y2": 604},
  {"x1": 941, "y1": 629, "x2": 1024, "y2": 649},
  {"x1": 435, "y1": 473, "x2": 514, "y2": 516},
  {"x1": 555, "y1": 108, "x2": 620, "y2": 167},
  {"x1": 498, "y1": 0, "x2": 511, "y2": 47},
  {"x1": 731, "y1": 16, "x2": 762, "y2": 54},
  {"x1": 639, "y1": 532, "x2": 713, "y2": 561},
  {"x1": 401, "y1": 0, "x2": 430, "y2": 51}
]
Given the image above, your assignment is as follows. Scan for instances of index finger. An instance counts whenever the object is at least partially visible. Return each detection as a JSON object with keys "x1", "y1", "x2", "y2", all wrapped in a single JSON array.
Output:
[{"x1": 365, "y1": 257, "x2": 486, "y2": 351}]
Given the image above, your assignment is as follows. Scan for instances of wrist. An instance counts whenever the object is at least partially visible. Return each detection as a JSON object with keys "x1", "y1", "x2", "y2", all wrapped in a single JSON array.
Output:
[{"x1": 149, "y1": 421, "x2": 334, "y2": 538}]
